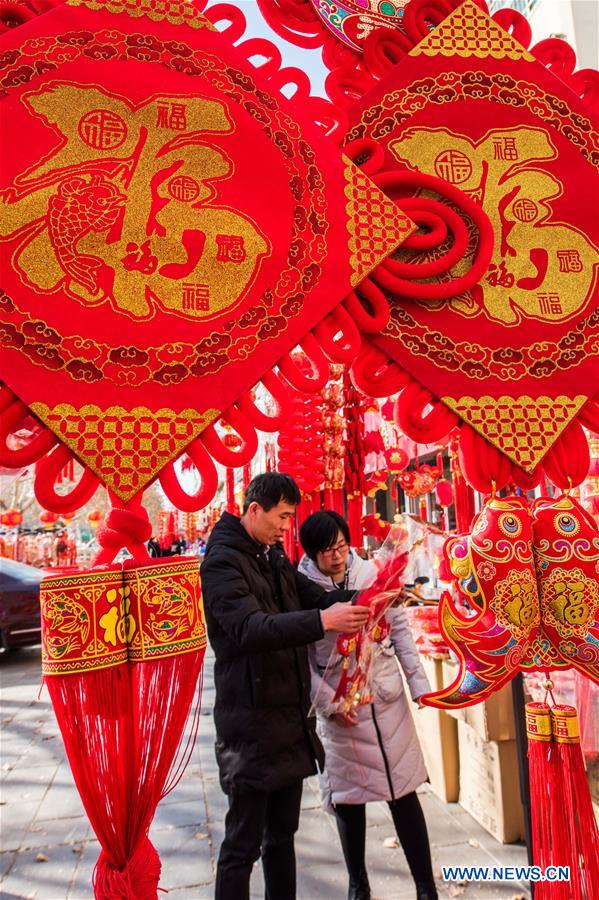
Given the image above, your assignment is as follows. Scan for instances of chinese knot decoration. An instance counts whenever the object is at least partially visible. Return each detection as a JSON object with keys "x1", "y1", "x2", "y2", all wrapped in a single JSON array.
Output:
[
  {"x1": 397, "y1": 462, "x2": 440, "y2": 499},
  {"x1": 321, "y1": 376, "x2": 346, "y2": 496}
]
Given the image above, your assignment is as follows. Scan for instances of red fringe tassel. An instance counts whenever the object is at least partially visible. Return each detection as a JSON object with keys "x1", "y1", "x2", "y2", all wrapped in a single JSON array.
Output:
[{"x1": 45, "y1": 649, "x2": 205, "y2": 899}]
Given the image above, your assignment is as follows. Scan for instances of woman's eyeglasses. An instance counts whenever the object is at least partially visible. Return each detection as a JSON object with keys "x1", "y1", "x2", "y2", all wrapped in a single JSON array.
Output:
[{"x1": 320, "y1": 541, "x2": 349, "y2": 559}]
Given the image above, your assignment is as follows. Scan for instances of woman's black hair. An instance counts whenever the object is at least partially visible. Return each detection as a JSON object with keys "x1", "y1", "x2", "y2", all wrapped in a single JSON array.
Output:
[
  {"x1": 299, "y1": 510, "x2": 351, "y2": 560},
  {"x1": 243, "y1": 472, "x2": 301, "y2": 512}
]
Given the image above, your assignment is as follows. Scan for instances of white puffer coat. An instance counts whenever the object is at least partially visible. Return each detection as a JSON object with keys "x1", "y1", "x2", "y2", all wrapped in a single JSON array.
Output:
[{"x1": 298, "y1": 551, "x2": 430, "y2": 811}]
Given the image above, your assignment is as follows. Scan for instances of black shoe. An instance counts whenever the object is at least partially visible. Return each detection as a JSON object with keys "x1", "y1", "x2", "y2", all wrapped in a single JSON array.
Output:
[
  {"x1": 348, "y1": 872, "x2": 371, "y2": 900},
  {"x1": 415, "y1": 881, "x2": 438, "y2": 900}
]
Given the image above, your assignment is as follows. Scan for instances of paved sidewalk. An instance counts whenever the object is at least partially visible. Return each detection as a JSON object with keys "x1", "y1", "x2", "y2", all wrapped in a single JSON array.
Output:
[{"x1": 1, "y1": 648, "x2": 529, "y2": 899}]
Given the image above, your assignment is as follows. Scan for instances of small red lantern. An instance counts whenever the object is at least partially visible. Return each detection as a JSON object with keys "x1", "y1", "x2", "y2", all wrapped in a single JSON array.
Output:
[
  {"x1": 87, "y1": 509, "x2": 103, "y2": 529},
  {"x1": 222, "y1": 427, "x2": 243, "y2": 450},
  {"x1": 1, "y1": 508, "x2": 24, "y2": 528},
  {"x1": 39, "y1": 510, "x2": 59, "y2": 529},
  {"x1": 385, "y1": 446, "x2": 409, "y2": 473},
  {"x1": 436, "y1": 478, "x2": 453, "y2": 508}
]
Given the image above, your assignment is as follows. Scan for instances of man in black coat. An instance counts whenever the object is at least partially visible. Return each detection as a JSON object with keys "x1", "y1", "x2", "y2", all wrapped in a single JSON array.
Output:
[{"x1": 201, "y1": 472, "x2": 369, "y2": 900}]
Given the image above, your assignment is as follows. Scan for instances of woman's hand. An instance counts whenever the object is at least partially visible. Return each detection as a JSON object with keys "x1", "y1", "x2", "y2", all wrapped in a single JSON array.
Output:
[
  {"x1": 331, "y1": 709, "x2": 359, "y2": 727},
  {"x1": 389, "y1": 584, "x2": 409, "y2": 607}
]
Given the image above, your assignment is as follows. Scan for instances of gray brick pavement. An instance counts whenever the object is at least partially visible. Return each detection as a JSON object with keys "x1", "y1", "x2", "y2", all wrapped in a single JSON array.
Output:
[{"x1": 1, "y1": 648, "x2": 529, "y2": 899}]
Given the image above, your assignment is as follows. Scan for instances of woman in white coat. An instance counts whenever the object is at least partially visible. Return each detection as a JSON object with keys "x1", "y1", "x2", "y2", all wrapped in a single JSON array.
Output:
[{"x1": 298, "y1": 511, "x2": 438, "y2": 900}]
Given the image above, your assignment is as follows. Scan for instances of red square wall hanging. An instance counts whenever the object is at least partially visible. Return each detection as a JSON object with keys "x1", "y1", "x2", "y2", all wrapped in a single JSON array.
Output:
[
  {"x1": 346, "y1": 1, "x2": 599, "y2": 472},
  {"x1": 0, "y1": 0, "x2": 413, "y2": 496}
]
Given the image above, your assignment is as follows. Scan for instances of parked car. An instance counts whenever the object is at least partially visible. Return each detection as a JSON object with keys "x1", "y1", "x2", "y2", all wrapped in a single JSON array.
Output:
[{"x1": 0, "y1": 558, "x2": 42, "y2": 650}]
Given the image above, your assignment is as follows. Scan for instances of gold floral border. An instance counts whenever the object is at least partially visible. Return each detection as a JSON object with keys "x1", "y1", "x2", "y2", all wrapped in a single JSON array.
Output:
[
  {"x1": 67, "y1": 0, "x2": 214, "y2": 30},
  {"x1": 381, "y1": 304, "x2": 599, "y2": 381}
]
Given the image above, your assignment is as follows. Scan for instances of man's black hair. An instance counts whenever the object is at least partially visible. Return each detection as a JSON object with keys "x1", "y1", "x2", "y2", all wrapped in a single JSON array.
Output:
[
  {"x1": 299, "y1": 510, "x2": 350, "y2": 560},
  {"x1": 243, "y1": 472, "x2": 301, "y2": 513}
]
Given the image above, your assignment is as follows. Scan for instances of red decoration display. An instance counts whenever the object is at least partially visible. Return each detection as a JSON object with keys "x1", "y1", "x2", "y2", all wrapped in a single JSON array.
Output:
[
  {"x1": 532, "y1": 494, "x2": 599, "y2": 684},
  {"x1": 397, "y1": 461, "x2": 440, "y2": 498},
  {"x1": 361, "y1": 511, "x2": 391, "y2": 541},
  {"x1": 435, "y1": 478, "x2": 453, "y2": 508},
  {"x1": 39, "y1": 509, "x2": 59, "y2": 528},
  {"x1": 307, "y1": 0, "x2": 406, "y2": 53},
  {"x1": 277, "y1": 360, "x2": 325, "y2": 508},
  {"x1": 331, "y1": 540, "x2": 408, "y2": 710},
  {"x1": 2, "y1": 0, "x2": 598, "y2": 891},
  {"x1": 385, "y1": 445, "x2": 408, "y2": 473},
  {"x1": 321, "y1": 373, "x2": 345, "y2": 511},
  {"x1": 87, "y1": 509, "x2": 103, "y2": 529}
]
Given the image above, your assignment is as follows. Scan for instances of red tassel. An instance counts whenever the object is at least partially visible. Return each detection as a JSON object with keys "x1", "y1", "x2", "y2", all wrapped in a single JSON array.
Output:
[
  {"x1": 323, "y1": 487, "x2": 344, "y2": 513},
  {"x1": 45, "y1": 642, "x2": 205, "y2": 900},
  {"x1": 346, "y1": 494, "x2": 363, "y2": 544},
  {"x1": 225, "y1": 467, "x2": 236, "y2": 514},
  {"x1": 283, "y1": 515, "x2": 297, "y2": 563},
  {"x1": 526, "y1": 702, "x2": 570, "y2": 900},
  {"x1": 93, "y1": 836, "x2": 161, "y2": 899},
  {"x1": 332, "y1": 488, "x2": 344, "y2": 514},
  {"x1": 551, "y1": 705, "x2": 599, "y2": 899},
  {"x1": 449, "y1": 431, "x2": 475, "y2": 532},
  {"x1": 526, "y1": 699, "x2": 599, "y2": 899},
  {"x1": 41, "y1": 543, "x2": 207, "y2": 899}
]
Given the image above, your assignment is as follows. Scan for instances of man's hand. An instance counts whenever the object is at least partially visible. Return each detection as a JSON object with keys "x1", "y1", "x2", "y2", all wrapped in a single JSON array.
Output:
[{"x1": 321, "y1": 602, "x2": 369, "y2": 633}]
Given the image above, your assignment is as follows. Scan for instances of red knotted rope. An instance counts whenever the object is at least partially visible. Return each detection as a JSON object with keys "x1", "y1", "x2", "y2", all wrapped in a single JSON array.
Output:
[
  {"x1": 93, "y1": 492, "x2": 151, "y2": 566},
  {"x1": 93, "y1": 837, "x2": 161, "y2": 900}
]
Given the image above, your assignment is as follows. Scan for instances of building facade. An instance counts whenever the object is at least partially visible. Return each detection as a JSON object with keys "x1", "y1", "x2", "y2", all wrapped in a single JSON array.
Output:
[{"x1": 489, "y1": 0, "x2": 598, "y2": 69}]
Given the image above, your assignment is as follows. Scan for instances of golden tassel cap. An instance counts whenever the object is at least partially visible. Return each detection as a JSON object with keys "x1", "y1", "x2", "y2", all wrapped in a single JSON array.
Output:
[
  {"x1": 525, "y1": 702, "x2": 552, "y2": 742},
  {"x1": 550, "y1": 704, "x2": 580, "y2": 744}
]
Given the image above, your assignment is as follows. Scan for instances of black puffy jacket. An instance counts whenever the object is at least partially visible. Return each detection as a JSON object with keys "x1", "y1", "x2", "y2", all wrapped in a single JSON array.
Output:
[{"x1": 200, "y1": 512, "x2": 352, "y2": 794}]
